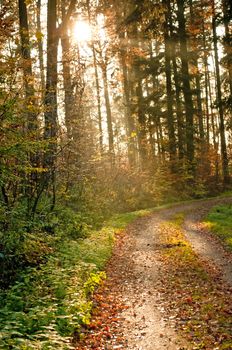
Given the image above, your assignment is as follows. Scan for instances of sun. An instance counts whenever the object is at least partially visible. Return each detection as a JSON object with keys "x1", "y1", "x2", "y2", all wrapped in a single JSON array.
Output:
[{"x1": 73, "y1": 21, "x2": 92, "y2": 42}]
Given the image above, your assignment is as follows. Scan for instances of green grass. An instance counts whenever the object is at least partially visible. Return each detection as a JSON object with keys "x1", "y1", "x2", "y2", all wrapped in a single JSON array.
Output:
[
  {"x1": 106, "y1": 208, "x2": 153, "y2": 230},
  {"x1": 0, "y1": 208, "x2": 149, "y2": 350},
  {"x1": 205, "y1": 204, "x2": 232, "y2": 251}
]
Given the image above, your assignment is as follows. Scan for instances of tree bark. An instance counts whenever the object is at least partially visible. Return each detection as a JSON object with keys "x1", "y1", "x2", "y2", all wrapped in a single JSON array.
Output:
[
  {"x1": 36, "y1": 0, "x2": 45, "y2": 94},
  {"x1": 120, "y1": 43, "x2": 137, "y2": 166},
  {"x1": 212, "y1": 0, "x2": 229, "y2": 185},
  {"x1": 189, "y1": 0, "x2": 204, "y2": 148},
  {"x1": 86, "y1": 0, "x2": 104, "y2": 156},
  {"x1": 92, "y1": 44, "x2": 104, "y2": 156},
  {"x1": 163, "y1": 0, "x2": 176, "y2": 161},
  {"x1": 18, "y1": 0, "x2": 39, "y2": 214},
  {"x1": 177, "y1": 0, "x2": 195, "y2": 170},
  {"x1": 61, "y1": 5, "x2": 74, "y2": 139},
  {"x1": 18, "y1": 0, "x2": 36, "y2": 132},
  {"x1": 222, "y1": 0, "x2": 232, "y2": 95},
  {"x1": 101, "y1": 62, "x2": 115, "y2": 161},
  {"x1": 43, "y1": 0, "x2": 58, "y2": 201}
]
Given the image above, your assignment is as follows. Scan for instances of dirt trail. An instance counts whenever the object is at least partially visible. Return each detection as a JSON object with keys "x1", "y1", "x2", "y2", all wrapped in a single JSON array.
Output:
[
  {"x1": 113, "y1": 197, "x2": 232, "y2": 349},
  {"x1": 184, "y1": 204, "x2": 232, "y2": 286},
  {"x1": 116, "y1": 215, "x2": 186, "y2": 350},
  {"x1": 78, "y1": 197, "x2": 232, "y2": 349}
]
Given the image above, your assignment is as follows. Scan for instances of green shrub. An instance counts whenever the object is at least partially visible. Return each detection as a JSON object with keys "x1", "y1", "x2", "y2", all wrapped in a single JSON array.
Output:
[
  {"x1": 55, "y1": 207, "x2": 90, "y2": 239},
  {"x1": 0, "y1": 207, "x2": 148, "y2": 349},
  {"x1": 0, "y1": 226, "x2": 113, "y2": 348}
]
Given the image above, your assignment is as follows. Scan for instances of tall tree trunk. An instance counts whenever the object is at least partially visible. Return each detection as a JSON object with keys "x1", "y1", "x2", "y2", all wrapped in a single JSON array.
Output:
[
  {"x1": 212, "y1": 0, "x2": 229, "y2": 185},
  {"x1": 189, "y1": 0, "x2": 204, "y2": 148},
  {"x1": 150, "y1": 40, "x2": 165, "y2": 161},
  {"x1": 208, "y1": 63, "x2": 220, "y2": 181},
  {"x1": 167, "y1": 4, "x2": 185, "y2": 160},
  {"x1": 44, "y1": 0, "x2": 58, "y2": 150},
  {"x1": 120, "y1": 44, "x2": 136, "y2": 166},
  {"x1": 18, "y1": 0, "x2": 36, "y2": 132},
  {"x1": 157, "y1": 117, "x2": 165, "y2": 161},
  {"x1": 195, "y1": 72, "x2": 205, "y2": 144},
  {"x1": 61, "y1": 6, "x2": 74, "y2": 139},
  {"x1": 177, "y1": 0, "x2": 195, "y2": 171},
  {"x1": 222, "y1": 0, "x2": 232, "y2": 95},
  {"x1": 101, "y1": 62, "x2": 115, "y2": 161},
  {"x1": 36, "y1": 0, "x2": 45, "y2": 94},
  {"x1": 92, "y1": 44, "x2": 104, "y2": 156},
  {"x1": 86, "y1": 0, "x2": 104, "y2": 156},
  {"x1": 172, "y1": 55, "x2": 184, "y2": 159},
  {"x1": 18, "y1": 0, "x2": 38, "y2": 214},
  {"x1": 43, "y1": 0, "x2": 58, "y2": 205},
  {"x1": 137, "y1": 74, "x2": 147, "y2": 167},
  {"x1": 204, "y1": 58, "x2": 210, "y2": 146},
  {"x1": 163, "y1": 0, "x2": 176, "y2": 161},
  {"x1": 148, "y1": 114, "x2": 156, "y2": 161},
  {"x1": 202, "y1": 12, "x2": 210, "y2": 146}
]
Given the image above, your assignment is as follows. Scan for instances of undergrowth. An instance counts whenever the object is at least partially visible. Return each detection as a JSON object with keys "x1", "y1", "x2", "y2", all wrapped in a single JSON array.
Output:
[
  {"x1": 204, "y1": 204, "x2": 232, "y2": 251},
  {"x1": 0, "y1": 209, "x2": 148, "y2": 349}
]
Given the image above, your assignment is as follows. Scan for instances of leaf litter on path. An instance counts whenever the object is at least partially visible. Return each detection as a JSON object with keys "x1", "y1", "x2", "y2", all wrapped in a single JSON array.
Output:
[{"x1": 75, "y1": 198, "x2": 232, "y2": 350}]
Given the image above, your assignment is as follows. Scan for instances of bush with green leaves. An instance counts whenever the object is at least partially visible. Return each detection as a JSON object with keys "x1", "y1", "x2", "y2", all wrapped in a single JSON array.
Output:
[
  {"x1": 0, "y1": 225, "x2": 113, "y2": 349},
  {"x1": 0, "y1": 208, "x2": 148, "y2": 349}
]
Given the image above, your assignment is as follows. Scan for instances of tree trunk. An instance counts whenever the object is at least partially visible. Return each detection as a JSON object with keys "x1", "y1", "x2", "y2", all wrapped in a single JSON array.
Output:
[
  {"x1": 204, "y1": 58, "x2": 210, "y2": 146},
  {"x1": 195, "y1": 72, "x2": 204, "y2": 144},
  {"x1": 61, "y1": 5, "x2": 74, "y2": 139},
  {"x1": 137, "y1": 75, "x2": 148, "y2": 167},
  {"x1": 202, "y1": 13, "x2": 210, "y2": 146},
  {"x1": 101, "y1": 63, "x2": 115, "y2": 161},
  {"x1": 163, "y1": 0, "x2": 176, "y2": 161},
  {"x1": 18, "y1": 0, "x2": 38, "y2": 214},
  {"x1": 222, "y1": 0, "x2": 232, "y2": 95},
  {"x1": 189, "y1": 0, "x2": 204, "y2": 148},
  {"x1": 177, "y1": 0, "x2": 195, "y2": 171},
  {"x1": 172, "y1": 55, "x2": 185, "y2": 159},
  {"x1": 18, "y1": 0, "x2": 36, "y2": 132},
  {"x1": 120, "y1": 44, "x2": 137, "y2": 166},
  {"x1": 43, "y1": 0, "x2": 58, "y2": 201},
  {"x1": 86, "y1": 0, "x2": 104, "y2": 156},
  {"x1": 92, "y1": 44, "x2": 104, "y2": 156},
  {"x1": 212, "y1": 0, "x2": 229, "y2": 185},
  {"x1": 36, "y1": 0, "x2": 45, "y2": 94}
]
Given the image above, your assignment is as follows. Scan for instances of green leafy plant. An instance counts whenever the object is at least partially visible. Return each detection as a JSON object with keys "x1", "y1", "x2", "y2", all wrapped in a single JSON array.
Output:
[{"x1": 0, "y1": 207, "x2": 148, "y2": 349}]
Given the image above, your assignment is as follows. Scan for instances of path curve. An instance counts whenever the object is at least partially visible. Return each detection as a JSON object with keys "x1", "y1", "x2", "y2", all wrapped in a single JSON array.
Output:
[
  {"x1": 114, "y1": 197, "x2": 232, "y2": 349},
  {"x1": 78, "y1": 197, "x2": 232, "y2": 349},
  {"x1": 183, "y1": 201, "x2": 232, "y2": 285}
]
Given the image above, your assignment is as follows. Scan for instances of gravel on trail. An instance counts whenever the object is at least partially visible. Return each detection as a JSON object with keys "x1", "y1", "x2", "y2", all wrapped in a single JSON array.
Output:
[{"x1": 77, "y1": 197, "x2": 232, "y2": 350}]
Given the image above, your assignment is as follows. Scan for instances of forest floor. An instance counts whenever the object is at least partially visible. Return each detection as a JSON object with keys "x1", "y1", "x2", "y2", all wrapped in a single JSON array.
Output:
[{"x1": 76, "y1": 198, "x2": 232, "y2": 350}]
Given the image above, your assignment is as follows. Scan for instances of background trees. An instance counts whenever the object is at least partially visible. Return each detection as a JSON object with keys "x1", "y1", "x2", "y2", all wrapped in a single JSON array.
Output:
[{"x1": 0, "y1": 0, "x2": 231, "y2": 283}]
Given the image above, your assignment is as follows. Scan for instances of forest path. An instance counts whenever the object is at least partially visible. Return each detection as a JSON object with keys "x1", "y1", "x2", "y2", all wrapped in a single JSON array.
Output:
[
  {"x1": 183, "y1": 201, "x2": 232, "y2": 286},
  {"x1": 77, "y1": 197, "x2": 232, "y2": 350}
]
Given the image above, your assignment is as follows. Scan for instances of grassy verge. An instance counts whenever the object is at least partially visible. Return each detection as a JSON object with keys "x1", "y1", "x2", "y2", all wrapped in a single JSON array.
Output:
[
  {"x1": 159, "y1": 213, "x2": 232, "y2": 350},
  {"x1": 0, "y1": 209, "x2": 149, "y2": 350},
  {"x1": 204, "y1": 204, "x2": 232, "y2": 251}
]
